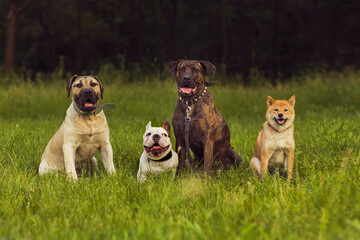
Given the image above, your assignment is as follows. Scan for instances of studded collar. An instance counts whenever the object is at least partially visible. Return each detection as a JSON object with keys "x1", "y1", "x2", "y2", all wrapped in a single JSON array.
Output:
[{"x1": 179, "y1": 87, "x2": 207, "y2": 105}]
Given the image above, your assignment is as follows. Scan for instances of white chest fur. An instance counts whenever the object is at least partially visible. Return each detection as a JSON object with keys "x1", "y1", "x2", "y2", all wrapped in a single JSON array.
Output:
[{"x1": 263, "y1": 124, "x2": 295, "y2": 167}]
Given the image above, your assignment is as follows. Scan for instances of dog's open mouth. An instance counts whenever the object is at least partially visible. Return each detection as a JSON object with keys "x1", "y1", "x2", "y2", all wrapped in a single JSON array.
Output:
[
  {"x1": 84, "y1": 101, "x2": 95, "y2": 108},
  {"x1": 144, "y1": 144, "x2": 169, "y2": 156},
  {"x1": 179, "y1": 86, "x2": 197, "y2": 95},
  {"x1": 274, "y1": 118, "x2": 288, "y2": 125},
  {"x1": 76, "y1": 99, "x2": 97, "y2": 112}
]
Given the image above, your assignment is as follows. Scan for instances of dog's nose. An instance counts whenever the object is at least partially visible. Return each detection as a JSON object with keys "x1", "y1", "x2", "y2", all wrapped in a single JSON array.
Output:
[
  {"x1": 183, "y1": 74, "x2": 191, "y2": 81},
  {"x1": 152, "y1": 134, "x2": 160, "y2": 141},
  {"x1": 278, "y1": 113, "x2": 284, "y2": 118},
  {"x1": 83, "y1": 89, "x2": 93, "y2": 96}
]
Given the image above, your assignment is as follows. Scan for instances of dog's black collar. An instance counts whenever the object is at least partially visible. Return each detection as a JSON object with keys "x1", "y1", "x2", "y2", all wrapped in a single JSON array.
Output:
[
  {"x1": 179, "y1": 87, "x2": 207, "y2": 105},
  {"x1": 147, "y1": 150, "x2": 173, "y2": 162}
]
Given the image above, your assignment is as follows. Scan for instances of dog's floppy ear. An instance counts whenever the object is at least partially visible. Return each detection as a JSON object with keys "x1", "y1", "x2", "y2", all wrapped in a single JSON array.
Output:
[
  {"x1": 91, "y1": 75, "x2": 104, "y2": 99},
  {"x1": 267, "y1": 96, "x2": 275, "y2": 107},
  {"x1": 198, "y1": 60, "x2": 216, "y2": 75},
  {"x1": 66, "y1": 75, "x2": 78, "y2": 98},
  {"x1": 146, "y1": 121, "x2": 152, "y2": 131},
  {"x1": 162, "y1": 120, "x2": 171, "y2": 138},
  {"x1": 288, "y1": 95, "x2": 295, "y2": 107},
  {"x1": 168, "y1": 59, "x2": 182, "y2": 77}
]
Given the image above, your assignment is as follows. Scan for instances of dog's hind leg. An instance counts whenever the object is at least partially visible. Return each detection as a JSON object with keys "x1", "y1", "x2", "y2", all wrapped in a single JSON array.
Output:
[
  {"x1": 39, "y1": 159, "x2": 59, "y2": 175},
  {"x1": 250, "y1": 157, "x2": 261, "y2": 176},
  {"x1": 90, "y1": 156, "x2": 98, "y2": 168}
]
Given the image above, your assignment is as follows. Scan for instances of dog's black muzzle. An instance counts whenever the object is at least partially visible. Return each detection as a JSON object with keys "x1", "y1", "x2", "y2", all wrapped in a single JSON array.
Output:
[
  {"x1": 178, "y1": 78, "x2": 199, "y2": 97},
  {"x1": 75, "y1": 88, "x2": 98, "y2": 112}
]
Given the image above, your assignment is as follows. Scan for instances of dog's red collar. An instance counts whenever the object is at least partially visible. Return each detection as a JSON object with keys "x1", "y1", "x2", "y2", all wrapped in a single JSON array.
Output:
[
  {"x1": 267, "y1": 122, "x2": 279, "y2": 132},
  {"x1": 267, "y1": 122, "x2": 292, "y2": 132}
]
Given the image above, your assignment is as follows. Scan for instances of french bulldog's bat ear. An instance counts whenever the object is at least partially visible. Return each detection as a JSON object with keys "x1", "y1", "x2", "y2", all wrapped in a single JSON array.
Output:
[
  {"x1": 91, "y1": 75, "x2": 104, "y2": 99},
  {"x1": 267, "y1": 96, "x2": 275, "y2": 107},
  {"x1": 168, "y1": 59, "x2": 182, "y2": 77},
  {"x1": 205, "y1": 81, "x2": 215, "y2": 87},
  {"x1": 288, "y1": 95, "x2": 295, "y2": 107},
  {"x1": 198, "y1": 60, "x2": 216, "y2": 75},
  {"x1": 66, "y1": 74, "x2": 78, "y2": 97},
  {"x1": 146, "y1": 121, "x2": 152, "y2": 131},
  {"x1": 162, "y1": 120, "x2": 171, "y2": 138}
]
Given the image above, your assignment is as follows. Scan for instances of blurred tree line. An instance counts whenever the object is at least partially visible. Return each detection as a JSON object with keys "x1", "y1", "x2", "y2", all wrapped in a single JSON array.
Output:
[{"x1": 1, "y1": 0, "x2": 359, "y2": 84}]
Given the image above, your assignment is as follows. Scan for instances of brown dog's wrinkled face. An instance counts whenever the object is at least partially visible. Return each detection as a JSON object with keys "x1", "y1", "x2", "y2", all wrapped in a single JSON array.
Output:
[
  {"x1": 168, "y1": 59, "x2": 216, "y2": 98},
  {"x1": 266, "y1": 96, "x2": 296, "y2": 130},
  {"x1": 66, "y1": 75, "x2": 104, "y2": 112}
]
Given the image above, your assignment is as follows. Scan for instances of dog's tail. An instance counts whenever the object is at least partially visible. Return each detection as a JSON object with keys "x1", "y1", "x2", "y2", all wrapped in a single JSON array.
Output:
[{"x1": 229, "y1": 147, "x2": 244, "y2": 168}]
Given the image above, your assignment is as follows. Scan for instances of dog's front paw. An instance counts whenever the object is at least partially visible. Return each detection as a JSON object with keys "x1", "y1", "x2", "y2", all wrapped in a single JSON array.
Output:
[
  {"x1": 108, "y1": 168, "x2": 116, "y2": 176},
  {"x1": 137, "y1": 170, "x2": 147, "y2": 183},
  {"x1": 66, "y1": 172, "x2": 78, "y2": 182}
]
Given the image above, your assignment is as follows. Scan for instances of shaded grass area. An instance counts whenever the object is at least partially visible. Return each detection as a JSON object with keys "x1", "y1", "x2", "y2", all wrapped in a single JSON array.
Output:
[{"x1": 1, "y1": 71, "x2": 360, "y2": 239}]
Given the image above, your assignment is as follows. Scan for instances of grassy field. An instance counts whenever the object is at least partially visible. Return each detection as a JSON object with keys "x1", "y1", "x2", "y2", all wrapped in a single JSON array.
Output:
[{"x1": 1, "y1": 71, "x2": 360, "y2": 239}]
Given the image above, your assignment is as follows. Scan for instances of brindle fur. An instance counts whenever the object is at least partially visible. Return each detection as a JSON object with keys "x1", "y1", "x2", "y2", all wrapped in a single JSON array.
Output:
[{"x1": 169, "y1": 59, "x2": 243, "y2": 174}]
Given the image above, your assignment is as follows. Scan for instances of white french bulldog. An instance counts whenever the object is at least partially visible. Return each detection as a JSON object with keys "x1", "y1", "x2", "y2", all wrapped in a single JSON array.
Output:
[{"x1": 137, "y1": 120, "x2": 179, "y2": 183}]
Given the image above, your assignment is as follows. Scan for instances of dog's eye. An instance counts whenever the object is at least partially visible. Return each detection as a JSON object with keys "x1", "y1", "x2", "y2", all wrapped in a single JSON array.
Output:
[
  {"x1": 146, "y1": 133, "x2": 151, "y2": 137},
  {"x1": 162, "y1": 133, "x2": 167, "y2": 137},
  {"x1": 90, "y1": 82, "x2": 97, "y2": 87},
  {"x1": 284, "y1": 109, "x2": 288, "y2": 112},
  {"x1": 192, "y1": 68, "x2": 199, "y2": 73},
  {"x1": 274, "y1": 109, "x2": 278, "y2": 111},
  {"x1": 179, "y1": 67, "x2": 185, "y2": 72},
  {"x1": 75, "y1": 83, "x2": 82, "y2": 88}
]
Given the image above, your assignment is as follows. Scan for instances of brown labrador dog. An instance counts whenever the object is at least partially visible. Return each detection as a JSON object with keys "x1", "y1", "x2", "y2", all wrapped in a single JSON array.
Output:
[{"x1": 169, "y1": 59, "x2": 243, "y2": 174}]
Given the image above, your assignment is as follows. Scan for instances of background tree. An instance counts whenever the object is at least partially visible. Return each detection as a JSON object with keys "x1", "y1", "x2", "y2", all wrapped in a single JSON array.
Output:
[{"x1": 3, "y1": 0, "x2": 32, "y2": 76}]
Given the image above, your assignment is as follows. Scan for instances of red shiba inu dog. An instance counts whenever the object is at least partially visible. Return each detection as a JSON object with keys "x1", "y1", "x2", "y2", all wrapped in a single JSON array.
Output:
[{"x1": 250, "y1": 96, "x2": 296, "y2": 181}]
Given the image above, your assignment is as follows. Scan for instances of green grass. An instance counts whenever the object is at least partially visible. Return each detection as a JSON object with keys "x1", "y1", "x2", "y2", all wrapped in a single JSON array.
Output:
[{"x1": 1, "y1": 71, "x2": 360, "y2": 239}]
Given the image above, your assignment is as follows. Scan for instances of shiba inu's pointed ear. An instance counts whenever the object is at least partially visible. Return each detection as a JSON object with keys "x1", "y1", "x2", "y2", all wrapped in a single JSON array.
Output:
[
  {"x1": 162, "y1": 120, "x2": 171, "y2": 138},
  {"x1": 288, "y1": 95, "x2": 296, "y2": 107},
  {"x1": 267, "y1": 96, "x2": 275, "y2": 107},
  {"x1": 146, "y1": 121, "x2": 152, "y2": 130}
]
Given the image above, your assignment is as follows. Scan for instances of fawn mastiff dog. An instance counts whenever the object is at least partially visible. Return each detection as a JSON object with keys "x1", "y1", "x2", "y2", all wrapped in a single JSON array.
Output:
[
  {"x1": 169, "y1": 59, "x2": 243, "y2": 175},
  {"x1": 39, "y1": 75, "x2": 116, "y2": 180}
]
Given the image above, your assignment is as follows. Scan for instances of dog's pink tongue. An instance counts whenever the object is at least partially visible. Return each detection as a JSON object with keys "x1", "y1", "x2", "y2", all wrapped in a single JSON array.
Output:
[
  {"x1": 180, "y1": 88, "x2": 193, "y2": 94},
  {"x1": 152, "y1": 146, "x2": 162, "y2": 150},
  {"x1": 84, "y1": 103, "x2": 93, "y2": 107},
  {"x1": 278, "y1": 119, "x2": 285, "y2": 124}
]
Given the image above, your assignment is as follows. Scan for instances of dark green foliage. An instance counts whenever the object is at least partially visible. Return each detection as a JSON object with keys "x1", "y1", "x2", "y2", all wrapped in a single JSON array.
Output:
[{"x1": 1, "y1": 0, "x2": 360, "y2": 83}]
